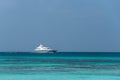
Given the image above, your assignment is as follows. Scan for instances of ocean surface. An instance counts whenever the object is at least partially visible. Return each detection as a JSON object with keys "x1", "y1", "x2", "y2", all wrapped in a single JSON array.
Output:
[{"x1": 0, "y1": 52, "x2": 120, "y2": 80}]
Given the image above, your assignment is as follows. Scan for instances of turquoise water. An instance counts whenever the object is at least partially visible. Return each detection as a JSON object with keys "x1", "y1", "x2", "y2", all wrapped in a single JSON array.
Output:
[{"x1": 0, "y1": 52, "x2": 120, "y2": 80}]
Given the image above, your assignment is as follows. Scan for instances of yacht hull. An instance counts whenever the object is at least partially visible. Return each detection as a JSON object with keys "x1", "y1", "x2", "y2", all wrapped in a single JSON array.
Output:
[{"x1": 35, "y1": 50, "x2": 57, "y2": 53}]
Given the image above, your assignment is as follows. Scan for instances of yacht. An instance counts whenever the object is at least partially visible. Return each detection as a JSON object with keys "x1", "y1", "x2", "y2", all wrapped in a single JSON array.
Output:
[{"x1": 34, "y1": 44, "x2": 57, "y2": 53}]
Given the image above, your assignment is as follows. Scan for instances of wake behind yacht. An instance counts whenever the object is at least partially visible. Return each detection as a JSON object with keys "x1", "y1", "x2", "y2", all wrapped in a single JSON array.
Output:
[{"x1": 34, "y1": 44, "x2": 57, "y2": 53}]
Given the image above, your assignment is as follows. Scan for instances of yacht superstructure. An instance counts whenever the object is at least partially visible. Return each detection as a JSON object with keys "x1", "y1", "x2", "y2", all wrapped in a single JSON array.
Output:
[{"x1": 34, "y1": 44, "x2": 57, "y2": 53}]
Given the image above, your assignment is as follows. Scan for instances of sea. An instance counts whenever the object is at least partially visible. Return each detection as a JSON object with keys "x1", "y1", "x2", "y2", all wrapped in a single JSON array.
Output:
[{"x1": 0, "y1": 52, "x2": 120, "y2": 80}]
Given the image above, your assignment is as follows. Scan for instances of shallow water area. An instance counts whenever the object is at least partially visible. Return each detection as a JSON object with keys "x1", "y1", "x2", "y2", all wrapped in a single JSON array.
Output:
[{"x1": 0, "y1": 52, "x2": 120, "y2": 80}]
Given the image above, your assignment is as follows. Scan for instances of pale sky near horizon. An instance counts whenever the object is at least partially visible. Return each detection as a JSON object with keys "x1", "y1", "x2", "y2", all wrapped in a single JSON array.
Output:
[{"x1": 0, "y1": 0, "x2": 120, "y2": 52}]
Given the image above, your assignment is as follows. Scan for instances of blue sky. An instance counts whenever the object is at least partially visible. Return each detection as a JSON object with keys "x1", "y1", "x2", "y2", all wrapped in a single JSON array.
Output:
[{"x1": 0, "y1": 0, "x2": 120, "y2": 52}]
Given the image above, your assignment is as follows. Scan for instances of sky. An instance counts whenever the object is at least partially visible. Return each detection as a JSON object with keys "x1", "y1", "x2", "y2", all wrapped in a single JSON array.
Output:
[{"x1": 0, "y1": 0, "x2": 120, "y2": 52}]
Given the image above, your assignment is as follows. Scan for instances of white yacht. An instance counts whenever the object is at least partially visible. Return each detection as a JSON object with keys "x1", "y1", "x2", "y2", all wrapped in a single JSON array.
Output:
[{"x1": 34, "y1": 44, "x2": 57, "y2": 53}]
